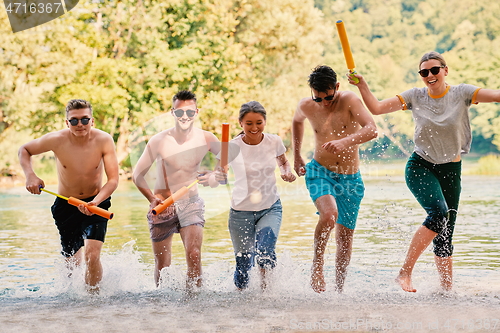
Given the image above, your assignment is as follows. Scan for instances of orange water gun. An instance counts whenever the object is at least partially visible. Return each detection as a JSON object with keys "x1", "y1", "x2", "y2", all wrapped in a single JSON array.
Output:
[
  {"x1": 336, "y1": 20, "x2": 359, "y2": 84},
  {"x1": 151, "y1": 179, "x2": 199, "y2": 215},
  {"x1": 220, "y1": 123, "x2": 230, "y2": 172},
  {"x1": 40, "y1": 187, "x2": 114, "y2": 219}
]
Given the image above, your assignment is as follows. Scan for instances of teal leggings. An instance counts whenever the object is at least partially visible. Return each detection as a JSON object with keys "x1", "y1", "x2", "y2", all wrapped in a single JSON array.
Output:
[{"x1": 405, "y1": 153, "x2": 462, "y2": 257}]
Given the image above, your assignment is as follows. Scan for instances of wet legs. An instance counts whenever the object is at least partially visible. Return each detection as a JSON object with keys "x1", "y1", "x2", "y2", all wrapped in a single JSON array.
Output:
[
  {"x1": 396, "y1": 225, "x2": 437, "y2": 292},
  {"x1": 312, "y1": 195, "x2": 353, "y2": 293}
]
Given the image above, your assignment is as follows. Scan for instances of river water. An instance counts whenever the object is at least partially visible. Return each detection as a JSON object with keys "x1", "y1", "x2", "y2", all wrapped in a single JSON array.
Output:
[{"x1": 1, "y1": 173, "x2": 499, "y2": 332}]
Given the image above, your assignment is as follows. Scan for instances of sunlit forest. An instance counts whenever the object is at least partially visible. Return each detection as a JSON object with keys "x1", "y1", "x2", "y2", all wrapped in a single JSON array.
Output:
[{"x1": 1, "y1": 0, "x2": 499, "y2": 178}]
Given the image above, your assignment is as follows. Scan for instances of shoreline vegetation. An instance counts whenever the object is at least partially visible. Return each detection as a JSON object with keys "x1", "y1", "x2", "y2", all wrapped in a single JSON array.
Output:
[
  {"x1": 2, "y1": 154, "x2": 500, "y2": 188},
  {"x1": 1, "y1": 1, "x2": 499, "y2": 191},
  {"x1": 1, "y1": 0, "x2": 499, "y2": 179}
]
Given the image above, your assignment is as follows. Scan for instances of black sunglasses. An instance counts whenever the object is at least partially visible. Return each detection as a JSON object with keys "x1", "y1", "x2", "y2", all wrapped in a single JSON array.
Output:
[
  {"x1": 68, "y1": 117, "x2": 91, "y2": 126},
  {"x1": 418, "y1": 66, "x2": 445, "y2": 77},
  {"x1": 173, "y1": 109, "x2": 196, "y2": 117},
  {"x1": 311, "y1": 90, "x2": 335, "y2": 103}
]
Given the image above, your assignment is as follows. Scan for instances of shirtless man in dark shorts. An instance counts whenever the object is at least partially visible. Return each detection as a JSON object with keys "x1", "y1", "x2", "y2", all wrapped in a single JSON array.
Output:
[{"x1": 19, "y1": 99, "x2": 119, "y2": 292}]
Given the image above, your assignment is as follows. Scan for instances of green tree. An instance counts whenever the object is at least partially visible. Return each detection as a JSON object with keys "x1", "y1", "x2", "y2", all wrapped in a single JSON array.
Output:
[
  {"x1": 317, "y1": 0, "x2": 500, "y2": 157},
  {"x1": 1, "y1": 0, "x2": 327, "y2": 173}
]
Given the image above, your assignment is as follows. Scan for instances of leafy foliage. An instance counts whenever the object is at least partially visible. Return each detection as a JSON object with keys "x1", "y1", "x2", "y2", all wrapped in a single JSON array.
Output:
[
  {"x1": 1, "y1": 0, "x2": 499, "y2": 174},
  {"x1": 318, "y1": 0, "x2": 500, "y2": 157}
]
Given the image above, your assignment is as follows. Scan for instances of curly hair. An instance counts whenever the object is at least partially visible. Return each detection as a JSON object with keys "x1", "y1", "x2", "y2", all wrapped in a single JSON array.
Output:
[{"x1": 308, "y1": 65, "x2": 338, "y2": 92}]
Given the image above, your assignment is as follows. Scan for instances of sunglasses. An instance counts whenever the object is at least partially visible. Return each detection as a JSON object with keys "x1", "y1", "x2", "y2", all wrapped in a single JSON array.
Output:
[
  {"x1": 172, "y1": 109, "x2": 196, "y2": 117},
  {"x1": 68, "y1": 117, "x2": 91, "y2": 126},
  {"x1": 311, "y1": 90, "x2": 335, "y2": 103},
  {"x1": 418, "y1": 66, "x2": 445, "y2": 77}
]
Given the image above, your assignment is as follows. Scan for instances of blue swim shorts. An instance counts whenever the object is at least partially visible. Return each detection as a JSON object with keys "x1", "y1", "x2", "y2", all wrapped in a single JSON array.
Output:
[{"x1": 305, "y1": 159, "x2": 365, "y2": 230}]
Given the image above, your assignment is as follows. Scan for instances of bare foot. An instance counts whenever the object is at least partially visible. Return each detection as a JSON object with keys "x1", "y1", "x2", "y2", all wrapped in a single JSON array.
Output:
[
  {"x1": 86, "y1": 285, "x2": 100, "y2": 295},
  {"x1": 260, "y1": 270, "x2": 275, "y2": 291},
  {"x1": 440, "y1": 279, "x2": 452, "y2": 292},
  {"x1": 260, "y1": 268, "x2": 268, "y2": 291},
  {"x1": 186, "y1": 276, "x2": 202, "y2": 291},
  {"x1": 311, "y1": 265, "x2": 326, "y2": 293},
  {"x1": 395, "y1": 273, "x2": 416, "y2": 292},
  {"x1": 261, "y1": 280, "x2": 267, "y2": 291}
]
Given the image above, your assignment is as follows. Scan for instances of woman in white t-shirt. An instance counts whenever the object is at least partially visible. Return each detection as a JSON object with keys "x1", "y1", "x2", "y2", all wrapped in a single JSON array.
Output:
[{"x1": 226, "y1": 101, "x2": 296, "y2": 290}]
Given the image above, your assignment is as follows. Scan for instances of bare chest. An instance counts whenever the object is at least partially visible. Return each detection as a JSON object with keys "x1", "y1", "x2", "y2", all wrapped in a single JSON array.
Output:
[
  {"x1": 309, "y1": 109, "x2": 357, "y2": 139},
  {"x1": 54, "y1": 143, "x2": 103, "y2": 172},
  {"x1": 157, "y1": 140, "x2": 210, "y2": 170}
]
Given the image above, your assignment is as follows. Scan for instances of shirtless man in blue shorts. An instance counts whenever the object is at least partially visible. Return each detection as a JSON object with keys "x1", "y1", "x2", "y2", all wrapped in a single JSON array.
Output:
[
  {"x1": 19, "y1": 99, "x2": 119, "y2": 293},
  {"x1": 133, "y1": 90, "x2": 220, "y2": 289},
  {"x1": 292, "y1": 66, "x2": 377, "y2": 293}
]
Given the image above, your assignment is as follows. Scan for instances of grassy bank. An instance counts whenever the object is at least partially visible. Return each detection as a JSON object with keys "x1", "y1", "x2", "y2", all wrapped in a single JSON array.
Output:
[
  {"x1": 360, "y1": 154, "x2": 500, "y2": 177},
  {"x1": 466, "y1": 154, "x2": 500, "y2": 175}
]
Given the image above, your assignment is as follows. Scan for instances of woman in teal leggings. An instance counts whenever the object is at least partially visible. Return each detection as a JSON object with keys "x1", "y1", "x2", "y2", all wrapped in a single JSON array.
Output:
[
  {"x1": 405, "y1": 152, "x2": 462, "y2": 258},
  {"x1": 349, "y1": 51, "x2": 500, "y2": 292}
]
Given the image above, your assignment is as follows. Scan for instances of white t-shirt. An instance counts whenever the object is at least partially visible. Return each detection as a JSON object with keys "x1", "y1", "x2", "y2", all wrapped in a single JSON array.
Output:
[{"x1": 228, "y1": 133, "x2": 286, "y2": 211}]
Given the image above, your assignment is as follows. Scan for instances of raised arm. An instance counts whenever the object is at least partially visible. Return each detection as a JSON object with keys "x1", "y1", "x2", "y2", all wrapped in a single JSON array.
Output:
[
  {"x1": 18, "y1": 133, "x2": 58, "y2": 194},
  {"x1": 348, "y1": 73, "x2": 404, "y2": 115},
  {"x1": 292, "y1": 100, "x2": 307, "y2": 176},
  {"x1": 475, "y1": 88, "x2": 500, "y2": 103}
]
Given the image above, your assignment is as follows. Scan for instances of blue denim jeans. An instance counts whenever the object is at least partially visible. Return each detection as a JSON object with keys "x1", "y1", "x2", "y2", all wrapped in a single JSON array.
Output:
[{"x1": 228, "y1": 199, "x2": 283, "y2": 289}]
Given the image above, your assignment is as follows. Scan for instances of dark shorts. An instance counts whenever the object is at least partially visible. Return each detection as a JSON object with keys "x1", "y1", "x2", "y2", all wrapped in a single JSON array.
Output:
[{"x1": 51, "y1": 196, "x2": 111, "y2": 257}]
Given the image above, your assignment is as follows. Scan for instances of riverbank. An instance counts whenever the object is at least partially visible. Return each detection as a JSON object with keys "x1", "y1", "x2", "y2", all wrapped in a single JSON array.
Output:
[{"x1": 3, "y1": 154, "x2": 499, "y2": 189}]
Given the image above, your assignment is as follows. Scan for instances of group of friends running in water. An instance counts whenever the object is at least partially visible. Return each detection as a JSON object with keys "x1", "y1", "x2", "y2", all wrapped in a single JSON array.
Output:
[{"x1": 19, "y1": 51, "x2": 500, "y2": 294}]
